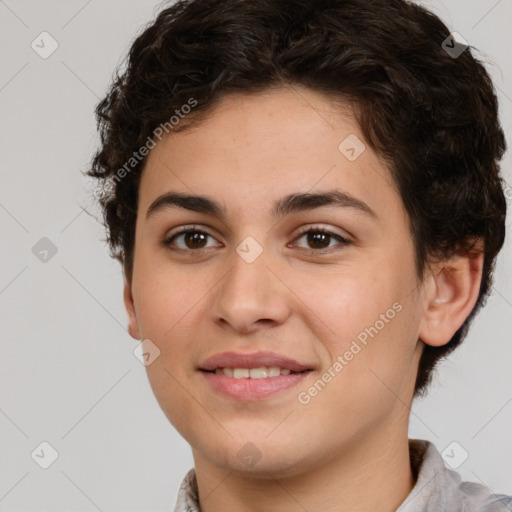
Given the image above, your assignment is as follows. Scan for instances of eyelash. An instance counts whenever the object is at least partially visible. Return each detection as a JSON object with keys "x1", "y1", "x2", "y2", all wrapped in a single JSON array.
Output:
[{"x1": 162, "y1": 224, "x2": 352, "y2": 254}]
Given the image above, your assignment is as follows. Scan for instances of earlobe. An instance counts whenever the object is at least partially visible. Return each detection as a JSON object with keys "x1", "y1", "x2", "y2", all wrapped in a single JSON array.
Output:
[
  {"x1": 419, "y1": 245, "x2": 484, "y2": 347},
  {"x1": 123, "y1": 275, "x2": 141, "y2": 340}
]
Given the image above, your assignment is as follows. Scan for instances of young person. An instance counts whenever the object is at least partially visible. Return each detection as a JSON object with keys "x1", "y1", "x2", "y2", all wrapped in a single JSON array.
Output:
[{"x1": 87, "y1": 0, "x2": 511, "y2": 510}]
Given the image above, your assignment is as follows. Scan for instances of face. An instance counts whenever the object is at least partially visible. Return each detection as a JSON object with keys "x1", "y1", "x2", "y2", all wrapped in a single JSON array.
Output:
[{"x1": 124, "y1": 85, "x2": 428, "y2": 477}]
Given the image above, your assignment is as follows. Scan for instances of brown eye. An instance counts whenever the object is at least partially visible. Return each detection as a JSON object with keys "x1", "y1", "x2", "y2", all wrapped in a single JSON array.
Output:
[
  {"x1": 293, "y1": 227, "x2": 351, "y2": 252},
  {"x1": 163, "y1": 227, "x2": 218, "y2": 251},
  {"x1": 162, "y1": 225, "x2": 351, "y2": 254}
]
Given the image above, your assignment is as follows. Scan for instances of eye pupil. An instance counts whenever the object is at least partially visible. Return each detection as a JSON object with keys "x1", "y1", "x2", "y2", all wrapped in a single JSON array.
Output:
[
  {"x1": 308, "y1": 231, "x2": 330, "y2": 249},
  {"x1": 185, "y1": 232, "x2": 207, "y2": 249}
]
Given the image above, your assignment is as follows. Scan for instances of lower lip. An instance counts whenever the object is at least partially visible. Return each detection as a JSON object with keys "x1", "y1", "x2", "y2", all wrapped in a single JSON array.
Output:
[{"x1": 200, "y1": 371, "x2": 312, "y2": 400}]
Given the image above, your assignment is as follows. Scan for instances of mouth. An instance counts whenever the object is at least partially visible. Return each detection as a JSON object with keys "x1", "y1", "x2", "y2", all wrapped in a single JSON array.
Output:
[
  {"x1": 197, "y1": 350, "x2": 315, "y2": 400},
  {"x1": 198, "y1": 352, "x2": 314, "y2": 401},
  {"x1": 199, "y1": 366, "x2": 314, "y2": 401},
  {"x1": 200, "y1": 367, "x2": 311, "y2": 378}
]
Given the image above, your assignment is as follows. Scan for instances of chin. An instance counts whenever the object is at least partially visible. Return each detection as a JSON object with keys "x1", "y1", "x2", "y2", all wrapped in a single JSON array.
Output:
[
  {"x1": 197, "y1": 433, "x2": 318, "y2": 478},
  {"x1": 218, "y1": 450, "x2": 309, "y2": 478}
]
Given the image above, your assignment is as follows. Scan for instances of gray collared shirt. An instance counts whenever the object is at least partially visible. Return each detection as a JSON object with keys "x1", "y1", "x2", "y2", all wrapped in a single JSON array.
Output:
[{"x1": 173, "y1": 439, "x2": 511, "y2": 511}]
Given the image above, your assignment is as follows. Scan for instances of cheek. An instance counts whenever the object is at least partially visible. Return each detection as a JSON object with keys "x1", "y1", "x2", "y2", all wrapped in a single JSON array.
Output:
[
  {"x1": 301, "y1": 256, "x2": 411, "y2": 340},
  {"x1": 144, "y1": 359, "x2": 198, "y2": 442},
  {"x1": 131, "y1": 256, "x2": 204, "y2": 340},
  {"x1": 303, "y1": 250, "x2": 419, "y2": 388}
]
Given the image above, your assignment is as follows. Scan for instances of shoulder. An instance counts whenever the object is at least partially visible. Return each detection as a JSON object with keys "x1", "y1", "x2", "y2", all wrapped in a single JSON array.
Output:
[
  {"x1": 458, "y1": 480, "x2": 512, "y2": 512},
  {"x1": 400, "y1": 439, "x2": 511, "y2": 512}
]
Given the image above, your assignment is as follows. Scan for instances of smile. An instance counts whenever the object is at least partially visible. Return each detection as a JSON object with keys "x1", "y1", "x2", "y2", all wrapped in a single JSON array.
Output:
[
  {"x1": 210, "y1": 367, "x2": 302, "y2": 378},
  {"x1": 200, "y1": 368, "x2": 313, "y2": 400}
]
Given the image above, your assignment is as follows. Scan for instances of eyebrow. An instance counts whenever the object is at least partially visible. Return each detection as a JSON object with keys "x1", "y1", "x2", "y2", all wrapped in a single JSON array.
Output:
[{"x1": 145, "y1": 189, "x2": 377, "y2": 220}]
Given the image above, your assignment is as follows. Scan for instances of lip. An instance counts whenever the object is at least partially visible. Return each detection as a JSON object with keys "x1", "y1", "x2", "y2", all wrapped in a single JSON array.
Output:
[
  {"x1": 198, "y1": 350, "x2": 314, "y2": 401},
  {"x1": 201, "y1": 370, "x2": 311, "y2": 400},
  {"x1": 198, "y1": 350, "x2": 313, "y2": 372}
]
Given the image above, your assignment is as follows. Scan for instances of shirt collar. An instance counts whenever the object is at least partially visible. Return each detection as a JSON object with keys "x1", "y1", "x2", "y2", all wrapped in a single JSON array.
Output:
[{"x1": 174, "y1": 466, "x2": 200, "y2": 512}]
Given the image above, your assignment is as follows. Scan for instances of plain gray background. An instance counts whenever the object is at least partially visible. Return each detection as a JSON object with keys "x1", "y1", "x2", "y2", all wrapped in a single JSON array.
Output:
[{"x1": 0, "y1": 0, "x2": 511, "y2": 510}]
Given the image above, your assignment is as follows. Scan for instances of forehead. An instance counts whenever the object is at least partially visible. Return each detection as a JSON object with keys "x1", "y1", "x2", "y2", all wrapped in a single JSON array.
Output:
[{"x1": 138, "y1": 85, "x2": 402, "y2": 223}]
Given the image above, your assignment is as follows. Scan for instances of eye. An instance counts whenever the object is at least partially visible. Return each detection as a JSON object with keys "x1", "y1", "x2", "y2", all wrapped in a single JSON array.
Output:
[
  {"x1": 162, "y1": 224, "x2": 352, "y2": 253},
  {"x1": 291, "y1": 225, "x2": 351, "y2": 252},
  {"x1": 163, "y1": 225, "x2": 219, "y2": 251}
]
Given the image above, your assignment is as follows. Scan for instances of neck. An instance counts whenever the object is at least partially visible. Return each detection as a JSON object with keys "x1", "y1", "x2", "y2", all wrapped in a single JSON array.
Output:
[{"x1": 192, "y1": 426, "x2": 416, "y2": 512}]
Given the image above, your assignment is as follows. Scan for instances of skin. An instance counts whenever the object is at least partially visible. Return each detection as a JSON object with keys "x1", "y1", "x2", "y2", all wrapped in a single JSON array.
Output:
[{"x1": 123, "y1": 85, "x2": 483, "y2": 511}]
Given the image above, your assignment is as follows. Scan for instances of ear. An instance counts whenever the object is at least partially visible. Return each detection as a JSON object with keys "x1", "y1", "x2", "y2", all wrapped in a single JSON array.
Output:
[
  {"x1": 419, "y1": 241, "x2": 484, "y2": 347},
  {"x1": 123, "y1": 273, "x2": 141, "y2": 340}
]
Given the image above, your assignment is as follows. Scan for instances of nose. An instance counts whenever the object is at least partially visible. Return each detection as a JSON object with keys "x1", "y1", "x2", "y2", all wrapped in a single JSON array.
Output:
[{"x1": 209, "y1": 241, "x2": 291, "y2": 335}]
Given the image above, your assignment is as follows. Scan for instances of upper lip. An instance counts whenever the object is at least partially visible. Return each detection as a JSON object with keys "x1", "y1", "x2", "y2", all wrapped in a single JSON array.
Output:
[{"x1": 199, "y1": 351, "x2": 313, "y2": 372}]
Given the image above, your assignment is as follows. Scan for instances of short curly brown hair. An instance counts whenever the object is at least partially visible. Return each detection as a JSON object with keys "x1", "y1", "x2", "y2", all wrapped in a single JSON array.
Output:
[{"x1": 86, "y1": 0, "x2": 507, "y2": 397}]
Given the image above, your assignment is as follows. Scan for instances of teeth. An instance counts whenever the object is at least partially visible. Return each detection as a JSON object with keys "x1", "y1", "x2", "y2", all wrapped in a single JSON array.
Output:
[
  {"x1": 250, "y1": 367, "x2": 267, "y2": 379},
  {"x1": 214, "y1": 367, "x2": 294, "y2": 378},
  {"x1": 233, "y1": 368, "x2": 250, "y2": 378}
]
